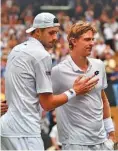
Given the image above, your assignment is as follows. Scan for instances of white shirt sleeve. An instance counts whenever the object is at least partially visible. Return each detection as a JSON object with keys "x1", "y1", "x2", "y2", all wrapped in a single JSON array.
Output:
[
  {"x1": 35, "y1": 56, "x2": 53, "y2": 93},
  {"x1": 102, "y1": 61, "x2": 108, "y2": 89},
  {"x1": 51, "y1": 65, "x2": 61, "y2": 94}
]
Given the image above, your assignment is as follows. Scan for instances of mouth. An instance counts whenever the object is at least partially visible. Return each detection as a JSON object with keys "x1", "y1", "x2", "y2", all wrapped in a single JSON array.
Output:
[
  {"x1": 49, "y1": 41, "x2": 55, "y2": 44},
  {"x1": 87, "y1": 47, "x2": 92, "y2": 51}
]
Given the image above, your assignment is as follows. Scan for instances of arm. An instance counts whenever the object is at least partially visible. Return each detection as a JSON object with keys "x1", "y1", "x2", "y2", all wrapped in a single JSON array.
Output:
[
  {"x1": 40, "y1": 75, "x2": 99, "y2": 111},
  {"x1": 39, "y1": 93, "x2": 68, "y2": 111},
  {"x1": 102, "y1": 90, "x2": 111, "y2": 119},
  {"x1": 102, "y1": 90, "x2": 116, "y2": 142}
]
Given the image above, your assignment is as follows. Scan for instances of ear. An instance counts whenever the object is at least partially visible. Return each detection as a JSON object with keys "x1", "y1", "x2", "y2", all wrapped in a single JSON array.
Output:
[
  {"x1": 35, "y1": 29, "x2": 41, "y2": 38},
  {"x1": 71, "y1": 38, "x2": 77, "y2": 47},
  {"x1": 35, "y1": 28, "x2": 40, "y2": 34}
]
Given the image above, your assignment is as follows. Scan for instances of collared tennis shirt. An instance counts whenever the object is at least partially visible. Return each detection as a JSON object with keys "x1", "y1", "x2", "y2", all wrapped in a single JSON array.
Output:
[
  {"x1": 52, "y1": 55, "x2": 108, "y2": 145},
  {"x1": 0, "y1": 37, "x2": 53, "y2": 137}
]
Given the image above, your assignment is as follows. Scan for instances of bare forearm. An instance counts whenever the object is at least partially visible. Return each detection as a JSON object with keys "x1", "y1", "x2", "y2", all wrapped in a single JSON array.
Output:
[
  {"x1": 102, "y1": 90, "x2": 111, "y2": 119},
  {"x1": 40, "y1": 93, "x2": 68, "y2": 111},
  {"x1": 103, "y1": 102, "x2": 111, "y2": 119},
  {"x1": 102, "y1": 90, "x2": 116, "y2": 142}
]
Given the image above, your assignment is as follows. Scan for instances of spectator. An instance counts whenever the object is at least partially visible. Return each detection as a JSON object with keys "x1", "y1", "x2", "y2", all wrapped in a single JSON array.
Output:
[
  {"x1": 103, "y1": 23, "x2": 114, "y2": 51},
  {"x1": 110, "y1": 65, "x2": 118, "y2": 106},
  {"x1": 49, "y1": 110, "x2": 62, "y2": 150}
]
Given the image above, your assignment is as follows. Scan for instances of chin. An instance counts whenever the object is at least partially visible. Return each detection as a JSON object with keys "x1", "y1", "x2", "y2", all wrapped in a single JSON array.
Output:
[
  {"x1": 46, "y1": 45, "x2": 53, "y2": 49},
  {"x1": 48, "y1": 46, "x2": 53, "y2": 49},
  {"x1": 49, "y1": 43, "x2": 54, "y2": 47},
  {"x1": 85, "y1": 53, "x2": 90, "y2": 57},
  {"x1": 87, "y1": 51, "x2": 92, "y2": 56}
]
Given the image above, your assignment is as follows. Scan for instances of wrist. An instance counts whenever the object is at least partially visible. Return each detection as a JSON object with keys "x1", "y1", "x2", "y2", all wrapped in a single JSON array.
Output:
[
  {"x1": 108, "y1": 131, "x2": 116, "y2": 143},
  {"x1": 104, "y1": 117, "x2": 115, "y2": 133},
  {"x1": 64, "y1": 88, "x2": 76, "y2": 101}
]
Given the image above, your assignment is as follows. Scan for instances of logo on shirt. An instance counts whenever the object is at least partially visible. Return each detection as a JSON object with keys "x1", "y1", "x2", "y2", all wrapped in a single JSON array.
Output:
[
  {"x1": 46, "y1": 71, "x2": 51, "y2": 75},
  {"x1": 94, "y1": 71, "x2": 99, "y2": 75}
]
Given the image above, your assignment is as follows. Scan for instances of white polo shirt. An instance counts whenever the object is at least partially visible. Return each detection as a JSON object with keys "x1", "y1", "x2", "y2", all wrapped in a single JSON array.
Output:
[
  {"x1": 0, "y1": 37, "x2": 53, "y2": 137},
  {"x1": 52, "y1": 55, "x2": 108, "y2": 145}
]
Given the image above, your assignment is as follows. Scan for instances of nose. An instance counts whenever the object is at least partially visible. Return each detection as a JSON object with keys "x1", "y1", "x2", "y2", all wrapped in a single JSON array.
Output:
[
  {"x1": 52, "y1": 33, "x2": 58, "y2": 41},
  {"x1": 90, "y1": 39, "x2": 95, "y2": 46}
]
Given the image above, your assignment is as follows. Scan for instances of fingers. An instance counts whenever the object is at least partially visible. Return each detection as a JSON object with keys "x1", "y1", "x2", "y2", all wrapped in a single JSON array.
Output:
[
  {"x1": 77, "y1": 76, "x2": 99, "y2": 87},
  {"x1": 85, "y1": 80, "x2": 98, "y2": 92},
  {"x1": 77, "y1": 74, "x2": 99, "y2": 84},
  {"x1": 1, "y1": 109, "x2": 8, "y2": 114},
  {"x1": 1, "y1": 106, "x2": 8, "y2": 110},
  {"x1": 76, "y1": 75, "x2": 84, "y2": 82},
  {"x1": 87, "y1": 80, "x2": 98, "y2": 88},
  {"x1": 1, "y1": 108, "x2": 8, "y2": 116},
  {"x1": 73, "y1": 74, "x2": 99, "y2": 95},
  {"x1": 1, "y1": 103, "x2": 8, "y2": 108},
  {"x1": 0, "y1": 102, "x2": 8, "y2": 115},
  {"x1": 84, "y1": 74, "x2": 95, "y2": 82}
]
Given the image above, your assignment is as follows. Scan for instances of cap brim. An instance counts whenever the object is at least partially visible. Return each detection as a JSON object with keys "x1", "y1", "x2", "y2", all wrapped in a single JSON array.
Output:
[
  {"x1": 53, "y1": 23, "x2": 60, "y2": 27},
  {"x1": 26, "y1": 27, "x2": 36, "y2": 33}
]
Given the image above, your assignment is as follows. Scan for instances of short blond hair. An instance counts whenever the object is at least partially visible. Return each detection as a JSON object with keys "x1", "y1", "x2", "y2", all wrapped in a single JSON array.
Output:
[{"x1": 67, "y1": 21, "x2": 97, "y2": 49}]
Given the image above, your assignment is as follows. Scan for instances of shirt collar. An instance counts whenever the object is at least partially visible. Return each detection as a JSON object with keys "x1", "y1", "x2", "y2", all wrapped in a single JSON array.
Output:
[{"x1": 67, "y1": 55, "x2": 92, "y2": 72}]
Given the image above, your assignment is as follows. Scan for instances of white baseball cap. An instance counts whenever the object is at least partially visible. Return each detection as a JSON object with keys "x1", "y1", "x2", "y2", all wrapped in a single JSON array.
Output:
[{"x1": 26, "y1": 12, "x2": 60, "y2": 33}]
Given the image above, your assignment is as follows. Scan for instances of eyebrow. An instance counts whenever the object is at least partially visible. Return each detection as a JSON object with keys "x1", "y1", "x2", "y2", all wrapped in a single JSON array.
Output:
[
  {"x1": 83, "y1": 37, "x2": 94, "y2": 40},
  {"x1": 49, "y1": 30, "x2": 58, "y2": 33},
  {"x1": 49, "y1": 30, "x2": 57, "y2": 32}
]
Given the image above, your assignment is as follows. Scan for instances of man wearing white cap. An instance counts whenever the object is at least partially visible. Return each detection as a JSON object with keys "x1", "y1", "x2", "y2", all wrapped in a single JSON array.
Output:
[{"x1": 0, "y1": 12, "x2": 98, "y2": 150}]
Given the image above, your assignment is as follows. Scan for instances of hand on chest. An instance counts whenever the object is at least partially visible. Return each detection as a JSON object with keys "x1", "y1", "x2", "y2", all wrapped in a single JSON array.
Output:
[{"x1": 61, "y1": 69, "x2": 103, "y2": 91}]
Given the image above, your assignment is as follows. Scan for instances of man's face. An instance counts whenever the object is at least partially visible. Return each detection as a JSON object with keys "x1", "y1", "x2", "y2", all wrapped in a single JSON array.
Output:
[
  {"x1": 73, "y1": 30, "x2": 95, "y2": 57},
  {"x1": 39, "y1": 26, "x2": 59, "y2": 49}
]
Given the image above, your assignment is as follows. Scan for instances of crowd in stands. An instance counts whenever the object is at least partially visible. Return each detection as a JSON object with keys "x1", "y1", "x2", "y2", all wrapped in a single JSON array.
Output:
[{"x1": 1, "y1": 0, "x2": 118, "y2": 149}]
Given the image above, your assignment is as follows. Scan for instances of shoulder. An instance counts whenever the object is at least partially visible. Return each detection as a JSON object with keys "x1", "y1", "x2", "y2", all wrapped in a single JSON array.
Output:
[
  {"x1": 24, "y1": 40, "x2": 51, "y2": 62},
  {"x1": 10, "y1": 43, "x2": 23, "y2": 52},
  {"x1": 51, "y1": 60, "x2": 70, "y2": 86},
  {"x1": 52, "y1": 59, "x2": 71, "y2": 73},
  {"x1": 7, "y1": 43, "x2": 25, "y2": 59},
  {"x1": 88, "y1": 58, "x2": 104, "y2": 67}
]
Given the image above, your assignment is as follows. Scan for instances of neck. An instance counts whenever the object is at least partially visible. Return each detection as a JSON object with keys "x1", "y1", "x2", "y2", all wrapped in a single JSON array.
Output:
[
  {"x1": 70, "y1": 53, "x2": 89, "y2": 71},
  {"x1": 31, "y1": 34, "x2": 49, "y2": 51},
  {"x1": 31, "y1": 35, "x2": 40, "y2": 42}
]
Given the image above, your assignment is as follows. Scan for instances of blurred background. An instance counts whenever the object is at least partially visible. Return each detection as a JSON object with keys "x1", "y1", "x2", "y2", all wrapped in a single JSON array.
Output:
[{"x1": 1, "y1": 0, "x2": 118, "y2": 149}]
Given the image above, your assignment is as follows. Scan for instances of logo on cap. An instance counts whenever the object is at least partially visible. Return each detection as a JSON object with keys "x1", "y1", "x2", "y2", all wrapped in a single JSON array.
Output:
[{"x1": 53, "y1": 18, "x2": 59, "y2": 23}]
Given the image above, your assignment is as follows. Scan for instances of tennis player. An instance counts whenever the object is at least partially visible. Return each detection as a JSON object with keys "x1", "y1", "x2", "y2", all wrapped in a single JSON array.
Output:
[{"x1": 52, "y1": 21, "x2": 116, "y2": 150}]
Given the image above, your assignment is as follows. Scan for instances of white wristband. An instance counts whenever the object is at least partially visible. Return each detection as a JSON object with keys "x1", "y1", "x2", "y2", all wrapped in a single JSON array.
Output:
[
  {"x1": 64, "y1": 89, "x2": 76, "y2": 101},
  {"x1": 104, "y1": 117, "x2": 115, "y2": 133}
]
